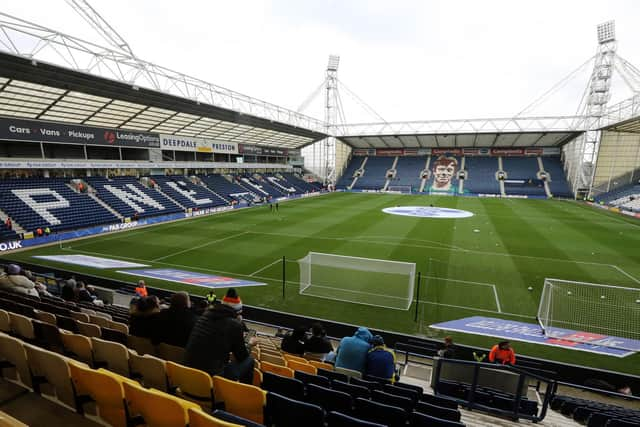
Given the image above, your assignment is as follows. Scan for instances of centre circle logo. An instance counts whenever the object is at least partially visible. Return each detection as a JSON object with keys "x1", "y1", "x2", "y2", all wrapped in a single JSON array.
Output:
[{"x1": 382, "y1": 206, "x2": 474, "y2": 219}]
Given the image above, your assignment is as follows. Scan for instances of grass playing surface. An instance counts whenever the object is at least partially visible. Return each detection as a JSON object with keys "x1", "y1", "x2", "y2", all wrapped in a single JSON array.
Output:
[{"x1": 4, "y1": 192, "x2": 640, "y2": 375}]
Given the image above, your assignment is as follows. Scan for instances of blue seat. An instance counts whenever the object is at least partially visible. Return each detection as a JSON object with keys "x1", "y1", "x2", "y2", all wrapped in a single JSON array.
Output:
[
  {"x1": 317, "y1": 368, "x2": 349, "y2": 383},
  {"x1": 262, "y1": 371, "x2": 305, "y2": 401},
  {"x1": 331, "y1": 380, "x2": 370, "y2": 400},
  {"x1": 410, "y1": 411, "x2": 466, "y2": 427},
  {"x1": 306, "y1": 383, "x2": 352, "y2": 414},
  {"x1": 354, "y1": 397, "x2": 408, "y2": 427},
  {"x1": 294, "y1": 370, "x2": 331, "y2": 388},
  {"x1": 327, "y1": 411, "x2": 386, "y2": 427},
  {"x1": 266, "y1": 392, "x2": 324, "y2": 427},
  {"x1": 371, "y1": 389, "x2": 414, "y2": 412},
  {"x1": 415, "y1": 401, "x2": 461, "y2": 422}
]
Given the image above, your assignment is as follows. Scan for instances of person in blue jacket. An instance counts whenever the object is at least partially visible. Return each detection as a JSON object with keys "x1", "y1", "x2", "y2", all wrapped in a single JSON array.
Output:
[
  {"x1": 366, "y1": 335, "x2": 398, "y2": 383},
  {"x1": 334, "y1": 326, "x2": 373, "y2": 374}
]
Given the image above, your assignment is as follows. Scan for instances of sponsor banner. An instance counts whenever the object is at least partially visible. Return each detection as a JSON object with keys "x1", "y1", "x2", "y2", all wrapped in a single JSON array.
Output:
[
  {"x1": 0, "y1": 241, "x2": 22, "y2": 252},
  {"x1": 382, "y1": 206, "x2": 474, "y2": 218},
  {"x1": 117, "y1": 268, "x2": 267, "y2": 289},
  {"x1": 375, "y1": 148, "x2": 404, "y2": 156},
  {"x1": 417, "y1": 148, "x2": 431, "y2": 156},
  {"x1": 403, "y1": 148, "x2": 418, "y2": 156},
  {"x1": 524, "y1": 148, "x2": 544, "y2": 156},
  {"x1": 542, "y1": 147, "x2": 561, "y2": 155},
  {"x1": 491, "y1": 148, "x2": 525, "y2": 156},
  {"x1": 431, "y1": 148, "x2": 463, "y2": 155},
  {"x1": 160, "y1": 135, "x2": 239, "y2": 154},
  {"x1": 0, "y1": 117, "x2": 159, "y2": 148},
  {"x1": 0, "y1": 160, "x2": 291, "y2": 170},
  {"x1": 33, "y1": 254, "x2": 149, "y2": 269},
  {"x1": 239, "y1": 144, "x2": 288, "y2": 156},
  {"x1": 463, "y1": 148, "x2": 491, "y2": 156},
  {"x1": 431, "y1": 316, "x2": 636, "y2": 357},
  {"x1": 353, "y1": 149, "x2": 376, "y2": 156}
]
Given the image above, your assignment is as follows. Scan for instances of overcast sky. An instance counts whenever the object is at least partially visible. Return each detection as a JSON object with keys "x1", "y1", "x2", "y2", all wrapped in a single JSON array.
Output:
[{"x1": 5, "y1": 0, "x2": 640, "y2": 123}]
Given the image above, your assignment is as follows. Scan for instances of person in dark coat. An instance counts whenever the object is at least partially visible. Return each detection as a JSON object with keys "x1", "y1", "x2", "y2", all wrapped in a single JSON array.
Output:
[
  {"x1": 151, "y1": 292, "x2": 197, "y2": 347},
  {"x1": 281, "y1": 326, "x2": 308, "y2": 355},
  {"x1": 129, "y1": 296, "x2": 160, "y2": 338},
  {"x1": 184, "y1": 288, "x2": 254, "y2": 384},
  {"x1": 305, "y1": 322, "x2": 333, "y2": 355}
]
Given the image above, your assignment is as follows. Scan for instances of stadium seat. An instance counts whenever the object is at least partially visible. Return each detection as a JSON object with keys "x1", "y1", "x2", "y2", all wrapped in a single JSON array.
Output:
[
  {"x1": 60, "y1": 333, "x2": 93, "y2": 365},
  {"x1": 306, "y1": 383, "x2": 353, "y2": 414},
  {"x1": 419, "y1": 393, "x2": 458, "y2": 410},
  {"x1": 91, "y1": 337, "x2": 130, "y2": 376},
  {"x1": 384, "y1": 383, "x2": 420, "y2": 403},
  {"x1": 295, "y1": 369, "x2": 331, "y2": 388},
  {"x1": 371, "y1": 389, "x2": 414, "y2": 412},
  {"x1": 415, "y1": 401, "x2": 462, "y2": 422},
  {"x1": 332, "y1": 379, "x2": 371, "y2": 400},
  {"x1": 287, "y1": 359, "x2": 318, "y2": 374},
  {"x1": 0, "y1": 309, "x2": 10, "y2": 333},
  {"x1": 188, "y1": 408, "x2": 243, "y2": 427},
  {"x1": 260, "y1": 352, "x2": 287, "y2": 366},
  {"x1": 69, "y1": 311, "x2": 90, "y2": 323},
  {"x1": 308, "y1": 360, "x2": 334, "y2": 371},
  {"x1": 260, "y1": 360, "x2": 294, "y2": 378},
  {"x1": 261, "y1": 371, "x2": 305, "y2": 400},
  {"x1": 56, "y1": 315, "x2": 79, "y2": 333},
  {"x1": 9, "y1": 313, "x2": 35, "y2": 341},
  {"x1": 77, "y1": 320, "x2": 101, "y2": 338},
  {"x1": 123, "y1": 380, "x2": 199, "y2": 427},
  {"x1": 165, "y1": 361, "x2": 215, "y2": 409},
  {"x1": 317, "y1": 367, "x2": 348, "y2": 383},
  {"x1": 101, "y1": 327, "x2": 128, "y2": 345},
  {"x1": 212, "y1": 375, "x2": 267, "y2": 424},
  {"x1": 211, "y1": 410, "x2": 264, "y2": 427},
  {"x1": 129, "y1": 352, "x2": 168, "y2": 391},
  {"x1": 335, "y1": 366, "x2": 363, "y2": 379},
  {"x1": 34, "y1": 310, "x2": 56, "y2": 325},
  {"x1": 326, "y1": 411, "x2": 386, "y2": 427},
  {"x1": 354, "y1": 397, "x2": 409, "y2": 427},
  {"x1": 252, "y1": 368, "x2": 262, "y2": 388},
  {"x1": 266, "y1": 392, "x2": 324, "y2": 427},
  {"x1": 33, "y1": 320, "x2": 64, "y2": 353},
  {"x1": 0, "y1": 333, "x2": 32, "y2": 388},
  {"x1": 283, "y1": 353, "x2": 308, "y2": 364},
  {"x1": 410, "y1": 411, "x2": 465, "y2": 427},
  {"x1": 157, "y1": 342, "x2": 185, "y2": 363},
  {"x1": 127, "y1": 335, "x2": 156, "y2": 356},
  {"x1": 350, "y1": 376, "x2": 383, "y2": 391},
  {"x1": 25, "y1": 345, "x2": 76, "y2": 409}
]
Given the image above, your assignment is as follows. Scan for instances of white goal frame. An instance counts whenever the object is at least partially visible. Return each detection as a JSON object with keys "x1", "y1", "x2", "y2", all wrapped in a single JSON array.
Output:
[
  {"x1": 298, "y1": 252, "x2": 416, "y2": 310},
  {"x1": 537, "y1": 278, "x2": 640, "y2": 350},
  {"x1": 387, "y1": 185, "x2": 413, "y2": 194}
]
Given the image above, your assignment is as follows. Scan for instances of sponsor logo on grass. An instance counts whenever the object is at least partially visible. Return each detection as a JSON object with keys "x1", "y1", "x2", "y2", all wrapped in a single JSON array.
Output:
[
  {"x1": 33, "y1": 255, "x2": 149, "y2": 269},
  {"x1": 382, "y1": 206, "x2": 474, "y2": 219},
  {"x1": 117, "y1": 268, "x2": 267, "y2": 288}
]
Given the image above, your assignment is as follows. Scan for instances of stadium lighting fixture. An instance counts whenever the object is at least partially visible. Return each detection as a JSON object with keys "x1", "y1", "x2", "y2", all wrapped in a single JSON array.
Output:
[
  {"x1": 597, "y1": 21, "x2": 615, "y2": 44},
  {"x1": 327, "y1": 55, "x2": 340, "y2": 72}
]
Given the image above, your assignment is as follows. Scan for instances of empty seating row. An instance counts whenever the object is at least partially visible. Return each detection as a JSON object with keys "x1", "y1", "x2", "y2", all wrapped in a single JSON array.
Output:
[
  {"x1": 151, "y1": 175, "x2": 229, "y2": 209},
  {"x1": 551, "y1": 395, "x2": 640, "y2": 427}
]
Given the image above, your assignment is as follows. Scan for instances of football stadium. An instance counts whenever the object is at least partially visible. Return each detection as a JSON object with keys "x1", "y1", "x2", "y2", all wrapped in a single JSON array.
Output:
[{"x1": 0, "y1": 2, "x2": 639, "y2": 426}]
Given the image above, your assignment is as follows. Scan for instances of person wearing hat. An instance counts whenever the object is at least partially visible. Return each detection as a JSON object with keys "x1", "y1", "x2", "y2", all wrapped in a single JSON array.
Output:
[
  {"x1": 489, "y1": 340, "x2": 516, "y2": 365},
  {"x1": 185, "y1": 288, "x2": 255, "y2": 384},
  {"x1": 335, "y1": 326, "x2": 373, "y2": 374},
  {"x1": 365, "y1": 335, "x2": 398, "y2": 383}
]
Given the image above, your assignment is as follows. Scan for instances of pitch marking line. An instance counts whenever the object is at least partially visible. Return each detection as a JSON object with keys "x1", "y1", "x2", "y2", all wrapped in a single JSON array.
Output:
[
  {"x1": 151, "y1": 231, "x2": 249, "y2": 262},
  {"x1": 611, "y1": 265, "x2": 640, "y2": 284},
  {"x1": 250, "y1": 258, "x2": 282, "y2": 277},
  {"x1": 422, "y1": 276, "x2": 502, "y2": 313}
]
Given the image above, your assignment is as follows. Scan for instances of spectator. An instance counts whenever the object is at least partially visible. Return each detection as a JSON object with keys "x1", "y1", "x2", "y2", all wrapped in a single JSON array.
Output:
[
  {"x1": 66, "y1": 275, "x2": 77, "y2": 289},
  {"x1": 61, "y1": 283, "x2": 77, "y2": 302},
  {"x1": 76, "y1": 281, "x2": 95, "y2": 303},
  {"x1": 44, "y1": 226, "x2": 51, "y2": 236},
  {"x1": 152, "y1": 292, "x2": 198, "y2": 347},
  {"x1": 281, "y1": 326, "x2": 308, "y2": 355},
  {"x1": 335, "y1": 327, "x2": 373, "y2": 374},
  {"x1": 437, "y1": 336, "x2": 456, "y2": 359},
  {"x1": 185, "y1": 288, "x2": 255, "y2": 384},
  {"x1": 306, "y1": 322, "x2": 334, "y2": 355},
  {"x1": 36, "y1": 227, "x2": 43, "y2": 237},
  {"x1": 206, "y1": 290, "x2": 217, "y2": 305},
  {"x1": 5, "y1": 217, "x2": 11, "y2": 230},
  {"x1": 135, "y1": 280, "x2": 148, "y2": 297},
  {"x1": 3, "y1": 264, "x2": 39, "y2": 297},
  {"x1": 129, "y1": 296, "x2": 160, "y2": 338},
  {"x1": 366, "y1": 335, "x2": 398, "y2": 383},
  {"x1": 488, "y1": 340, "x2": 516, "y2": 365}
]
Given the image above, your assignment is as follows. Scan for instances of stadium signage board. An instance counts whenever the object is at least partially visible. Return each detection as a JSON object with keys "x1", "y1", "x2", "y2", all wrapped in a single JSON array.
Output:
[
  {"x1": 382, "y1": 206, "x2": 474, "y2": 218},
  {"x1": 0, "y1": 241, "x2": 22, "y2": 252},
  {"x1": 351, "y1": 147, "x2": 561, "y2": 157},
  {"x1": 238, "y1": 144, "x2": 288, "y2": 156},
  {"x1": 159, "y1": 134, "x2": 238, "y2": 154},
  {"x1": 0, "y1": 117, "x2": 160, "y2": 148},
  {"x1": 117, "y1": 268, "x2": 267, "y2": 289},
  {"x1": 33, "y1": 254, "x2": 149, "y2": 269}
]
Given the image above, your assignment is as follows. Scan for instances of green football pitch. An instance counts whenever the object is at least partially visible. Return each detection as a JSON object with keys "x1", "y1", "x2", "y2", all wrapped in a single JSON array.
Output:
[{"x1": 4, "y1": 192, "x2": 640, "y2": 375}]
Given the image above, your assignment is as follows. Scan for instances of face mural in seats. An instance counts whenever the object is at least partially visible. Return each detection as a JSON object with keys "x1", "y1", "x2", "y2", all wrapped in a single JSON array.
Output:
[{"x1": 430, "y1": 156, "x2": 458, "y2": 192}]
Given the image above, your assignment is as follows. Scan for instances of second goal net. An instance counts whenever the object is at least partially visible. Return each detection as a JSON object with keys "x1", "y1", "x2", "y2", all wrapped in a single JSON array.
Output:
[
  {"x1": 298, "y1": 252, "x2": 416, "y2": 310},
  {"x1": 387, "y1": 185, "x2": 412, "y2": 194},
  {"x1": 537, "y1": 278, "x2": 640, "y2": 350}
]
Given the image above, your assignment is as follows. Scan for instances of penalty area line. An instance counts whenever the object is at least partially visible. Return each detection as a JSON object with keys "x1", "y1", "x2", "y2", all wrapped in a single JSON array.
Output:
[
  {"x1": 250, "y1": 258, "x2": 282, "y2": 277},
  {"x1": 611, "y1": 265, "x2": 640, "y2": 284}
]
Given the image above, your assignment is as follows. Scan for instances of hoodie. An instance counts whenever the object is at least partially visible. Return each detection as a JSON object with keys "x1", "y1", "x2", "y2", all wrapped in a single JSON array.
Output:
[{"x1": 335, "y1": 327, "x2": 373, "y2": 374}]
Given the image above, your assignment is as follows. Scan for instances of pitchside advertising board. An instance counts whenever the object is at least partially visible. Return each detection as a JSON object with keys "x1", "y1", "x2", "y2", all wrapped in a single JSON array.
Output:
[
  {"x1": 238, "y1": 144, "x2": 289, "y2": 157},
  {"x1": 352, "y1": 147, "x2": 561, "y2": 157},
  {"x1": 159, "y1": 134, "x2": 238, "y2": 154},
  {"x1": 0, "y1": 117, "x2": 160, "y2": 148}
]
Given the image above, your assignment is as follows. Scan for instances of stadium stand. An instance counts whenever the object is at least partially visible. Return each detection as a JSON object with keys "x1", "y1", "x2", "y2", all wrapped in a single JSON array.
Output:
[
  {"x1": 337, "y1": 156, "x2": 367, "y2": 189},
  {"x1": 551, "y1": 395, "x2": 640, "y2": 426},
  {"x1": 88, "y1": 176, "x2": 183, "y2": 219},
  {"x1": 596, "y1": 184, "x2": 640, "y2": 212},
  {"x1": 502, "y1": 157, "x2": 547, "y2": 196},
  {"x1": 0, "y1": 221, "x2": 17, "y2": 242},
  {"x1": 352, "y1": 157, "x2": 394, "y2": 190},
  {"x1": 392, "y1": 156, "x2": 425, "y2": 191},
  {"x1": 200, "y1": 174, "x2": 260, "y2": 203},
  {"x1": 280, "y1": 173, "x2": 323, "y2": 193},
  {"x1": 0, "y1": 178, "x2": 120, "y2": 233},
  {"x1": 540, "y1": 157, "x2": 572, "y2": 197},
  {"x1": 462, "y1": 157, "x2": 500, "y2": 194},
  {"x1": 151, "y1": 175, "x2": 229, "y2": 209},
  {"x1": 243, "y1": 174, "x2": 288, "y2": 198}
]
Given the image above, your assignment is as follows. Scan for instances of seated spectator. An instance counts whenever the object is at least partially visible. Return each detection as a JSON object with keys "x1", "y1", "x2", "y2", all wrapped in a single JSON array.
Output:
[
  {"x1": 151, "y1": 292, "x2": 198, "y2": 347},
  {"x1": 437, "y1": 336, "x2": 456, "y2": 359},
  {"x1": 129, "y1": 296, "x2": 160, "y2": 338},
  {"x1": 77, "y1": 281, "x2": 104, "y2": 306},
  {"x1": 306, "y1": 322, "x2": 334, "y2": 356},
  {"x1": 489, "y1": 340, "x2": 516, "y2": 365},
  {"x1": 135, "y1": 280, "x2": 148, "y2": 297},
  {"x1": 4, "y1": 264, "x2": 39, "y2": 297},
  {"x1": 281, "y1": 326, "x2": 308, "y2": 355},
  {"x1": 366, "y1": 335, "x2": 398, "y2": 383},
  {"x1": 335, "y1": 327, "x2": 373, "y2": 374},
  {"x1": 61, "y1": 283, "x2": 77, "y2": 302},
  {"x1": 185, "y1": 288, "x2": 255, "y2": 384}
]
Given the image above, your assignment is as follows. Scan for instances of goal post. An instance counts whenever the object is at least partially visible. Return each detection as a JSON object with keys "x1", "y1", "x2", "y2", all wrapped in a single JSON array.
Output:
[
  {"x1": 387, "y1": 185, "x2": 412, "y2": 194},
  {"x1": 297, "y1": 252, "x2": 416, "y2": 310},
  {"x1": 537, "y1": 278, "x2": 640, "y2": 350}
]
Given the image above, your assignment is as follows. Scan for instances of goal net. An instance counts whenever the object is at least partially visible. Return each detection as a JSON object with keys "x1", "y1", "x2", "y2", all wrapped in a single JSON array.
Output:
[
  {"x1": 537, "y1": 278, "x2": 640, "y2": 350},
  {"x1": 298, "y1": 252, "x2": 416, "y2": 310},
  {"x1": 387, "y1": 185, "x2": 412, "y2": 194}
]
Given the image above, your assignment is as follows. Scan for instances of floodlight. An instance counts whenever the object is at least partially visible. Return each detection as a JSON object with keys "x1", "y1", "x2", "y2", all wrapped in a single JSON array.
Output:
[
  {"x1": 597, "y1": 21, "x2": 615, "y2": 44},
  {"x1": 327, "y1": 55, "x2": 340, "y2": 72}
]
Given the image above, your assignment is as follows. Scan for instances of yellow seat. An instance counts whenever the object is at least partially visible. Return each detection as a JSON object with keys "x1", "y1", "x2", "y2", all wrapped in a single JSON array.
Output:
[
  {"x1": 252, "y1": 368, "x2": 263, "y2": 388},
  {"x1": 91, "y1": 337, "x2": 130, "y2": 376},
  {"x1": 108, "y1": 321, "x2": 129, "y2": 334},
  {"x1": 165, "y1": 361, "x2": 214, "y2": 409},
  {"x1": 129, "y1": 352, "x2": 168, "y2": 391},
  {"x1": 308, "y1": 360, "x2": 334, "y2": 371},
  {"x1": 282, "y1": 353, "x2": 307, "y2": 364},
  {"x1": 127, "y1": 335, "x2": 156, "y2": 356},
  {"x1": 259, "y1": 353, "x2": 286, "y2": 367},
  {"x1": 0, "y1": 309, "x2": 10, "y2": 333},
  {"x1": 8, "y1": 313, "x2": 34, "y2": 340},
  {"x1": 123, "y1": 381, "x2": 199, "y2": 427},
  {"x1": 68, "y1": 363, "x2": 128, "y2": 427},
  {"x1": 260, "y1": 361, "x2": 294, "y2": 378},
  {"x1": 34, "y1": 310, "x2": 56, "y2": 325},
  {"x1": 25, "y1": 345, "x2": 75, "y2": 409},
  {"x1": 60, "y1": 333, "x2": 93, "y2": 365},
  {"x1": 157, "y1": 343, "x2": 185, "y2": 363},
  {"x1": 334, "y1": 366, "x2": 362, "y2": 379},
  {"x1": 70, "y1": 311, "x2": 90, "y2": 323},
  {"x1": 212, "y1": 376, "x2": 266, "y2": 424},
  {"x1": 0, "y1": 409, "x2": 28, "y2": 427},
  {"x1": 77, "y1": 321, "x2": 101, "y2": 338},
  {"x1": 89, "y1": 315, "x2": 110, "y2": 328},
  {"x1": 287, "y1": 359, "x2": 317, "y2": 375},
  {"x1": 0, "y1": 333, "x2": 31, "y2": 388},
  {"x1": 188, "y1": 408, "x2": 243, "y2": 427}
]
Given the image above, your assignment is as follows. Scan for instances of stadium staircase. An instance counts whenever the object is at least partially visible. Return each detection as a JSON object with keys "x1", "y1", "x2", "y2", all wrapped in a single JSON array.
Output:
[
  {"x1": 541, "y1": 157, "x2": 572, "y2": 198},
  {"x1": 0, "y1": 208, "x2": 24, "y2": 235},
  {"x1": 419, "y1": 156, "x2": 432, "y2": 193},
  {"x1": 458, "y1": 156, "x2": 466, "y2": 194},
  {"x1": 498, "y1": 157, "x2": 507, "y2": 196},
  {"x1": 538, "y1": 157, "x2": 553, "y2": 198},
  {"x1": 352, "y1": 156, "x2": 393, "y2": 190},
  {"x1": 382, "y1": 156, "x2": 399, "y2": 191},
  {"x1": 350, "y1": 156, "x2": 368, "y2": 189}
]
